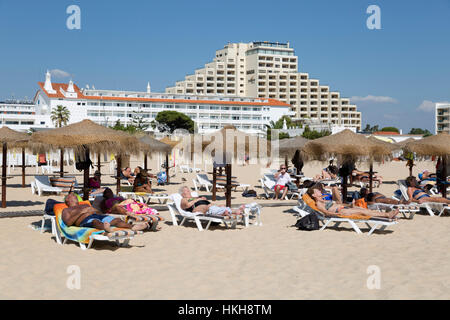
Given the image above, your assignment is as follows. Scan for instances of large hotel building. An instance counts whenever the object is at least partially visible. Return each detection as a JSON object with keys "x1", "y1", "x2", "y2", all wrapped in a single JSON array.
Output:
[
  {"x1": 166, "y1": 41, "x2": 362, "y2": 130},
  {"x1": 436, "y1": 103, "x2": 450, "y2": 134}
]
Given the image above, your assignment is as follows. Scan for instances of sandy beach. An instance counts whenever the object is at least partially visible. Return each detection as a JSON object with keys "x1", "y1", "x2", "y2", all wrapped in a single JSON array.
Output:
[{"x1": 0, "y1": 158, "x2": 449, "y2": 300}]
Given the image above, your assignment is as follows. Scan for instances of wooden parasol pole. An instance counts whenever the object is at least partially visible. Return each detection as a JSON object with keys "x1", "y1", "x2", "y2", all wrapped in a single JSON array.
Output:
[
  {"x1": 225, "y1": 163, "x2": 232, "y2": 208},
  {"x1": 144, "y1": 153, "x2": 148, "y2": 171},
  {"x1": 2, "y1": 143, "x2": 7, "y2": 208},
  {"x1": 21, "y1": 147, "x2": 25, "y2": 188},
  {"x1": 440, "y1": 156, "x2": 447, "y2": 199},
  {"x1": 97, "y1": 153, "x2": 101, "y2": 184},
  {"x1": 116, "y1": 155, "x2": 122, "y2": 194},
  {"x1": 212, "y1": 165, "x2": 217, "y2": 201},
  {"x1": 83, "y1": 148, "x2": 90, "y2": 201},
  {"x1": 369, "y1": 163, "x2": 373, "y2": 193},
  {"x1": 60, "y1": 148, "x2": 64, "y2": 177},
  {"x1": 165, "y1": 153, "x2": 169, "y2": 183}
]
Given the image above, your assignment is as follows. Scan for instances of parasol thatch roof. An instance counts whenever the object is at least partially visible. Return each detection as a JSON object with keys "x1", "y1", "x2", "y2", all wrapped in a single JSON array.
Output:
[
  {"x1": 0, "y1": 126, "x2": 30, "y2": 148},
  {"x1": 395, "y1": 137, "x2": 417, "y2": 148},
  {"x1": 202, "y1": 126, "x2": 271, "y2": 160},
  {"x1": 159, "y1": 136, "x2": 181, "y2": 148},
  {"x1": 301, "y1": 129, "x2": 393, "y2": 163},
  {"x1": 137, "y1": 133, "x2": 172, "y2": 154},
  {"x1": 404, "y1": 133, "x2": 450, "y2": 157},
  {"x1": 278, "y1": 135, "x2": 309, "y2": 156},
  {"x1": 367, "y1": 136, "x2": 400, "y2": 152},
  {"x1": 28, "y1": 119, "x2": 139, "y2": 155}
]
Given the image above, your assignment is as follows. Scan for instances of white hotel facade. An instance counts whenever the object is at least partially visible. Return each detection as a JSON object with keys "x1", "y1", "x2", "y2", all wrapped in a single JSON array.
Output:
[
  {"x1": 436, "y1": 103, "x2": 450, "y2": 134},
  {"x1": 26, "y1": 71, "x2": 292, "y2": 134},
  {"x1": 166, "y1": 41, "x2": 362, "y2": 130}
]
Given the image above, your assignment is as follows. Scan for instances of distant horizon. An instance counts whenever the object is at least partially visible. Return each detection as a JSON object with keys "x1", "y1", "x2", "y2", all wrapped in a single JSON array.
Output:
[{"x1": 1, "y1": 0, "x2": 449, "y2": 133}]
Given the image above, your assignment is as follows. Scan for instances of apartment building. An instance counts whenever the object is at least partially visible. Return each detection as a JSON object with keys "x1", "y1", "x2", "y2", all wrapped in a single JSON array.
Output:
[
  {"x1": 166, "y1": 41, "x2": 362, "y2": 130},
  {"x1": 436, "y1": 103, "x2": 450, "y2": 134}
]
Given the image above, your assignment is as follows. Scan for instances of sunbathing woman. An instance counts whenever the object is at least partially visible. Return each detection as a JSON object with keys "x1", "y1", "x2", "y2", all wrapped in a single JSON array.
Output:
[
  {"x1": 100, "y1": 188, "x2": 162, "y2": 230},
  {"x1": 179, "y1": 186, "x2": 245, "y2": 220},
  {"x1": 405, "y1": 176, "x2": 450, "y2": 204},
  {"x1": 307, "y1": 184, "x2": 399, "y2": 219},
  {"x1": 133, "y1": 170, "x2": 153, "y2": 194},
  {"x1": 359, "y1": 188, "x2": 408, "y2": 205}
]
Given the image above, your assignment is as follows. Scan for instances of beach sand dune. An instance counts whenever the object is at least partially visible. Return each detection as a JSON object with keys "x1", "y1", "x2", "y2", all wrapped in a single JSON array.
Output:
[{"x1": 0, "y1": 158, "x2": 449, "y2": 299}]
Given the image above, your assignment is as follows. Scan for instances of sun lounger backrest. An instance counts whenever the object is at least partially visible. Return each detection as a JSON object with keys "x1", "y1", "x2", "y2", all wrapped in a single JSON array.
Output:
[
  {"x1": 397, "y1": 180, "x2": 409, "y2": 201},
  {"x1": 197, "y1": 174, "x2": 212, "y2": 185},
  {"x1": 170, "y1": 193, "x2": 199, "y2": 217},
  {"x1": 35, "y1": 175, "x2": 51, "y2": 187}
]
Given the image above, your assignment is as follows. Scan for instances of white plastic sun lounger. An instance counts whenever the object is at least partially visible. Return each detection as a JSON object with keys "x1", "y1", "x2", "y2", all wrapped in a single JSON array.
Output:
[
  {"x1": 31, "y1": 175, "x2": 63, "y2": 196},
  {"x1": 194, "y1": 174, "x2": 225, "y2": 193},
  {"x1": 397, "y1": 180, "x2": 449, "y2": 217},
  {"x1": 293, "y1": 203, "x2": 398, "y2": 235},
  {"x1": 167, "y1": 193, "x2": 247, "y2": 231},
  {"x1": 367, "y1": 202, "x2": 419, "y2": 220}
]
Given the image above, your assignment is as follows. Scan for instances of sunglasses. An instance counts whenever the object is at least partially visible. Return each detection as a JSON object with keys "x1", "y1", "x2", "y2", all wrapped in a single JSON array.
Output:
[{"x1": 281, "y1": 167, "x2": 287, "y2": 170}]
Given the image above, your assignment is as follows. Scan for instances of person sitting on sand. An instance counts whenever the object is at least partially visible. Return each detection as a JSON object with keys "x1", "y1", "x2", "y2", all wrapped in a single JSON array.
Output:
[
  {"x1": 352, "y1": 167, "x2": 383, "y2": 185},
  {"x1": 307, "y1": 184, "x2": 399, "y2": 219},
  {"x1": 179, "y1": 186, "x2": 245, "y2": 219},
  {"x1": 406, "y1": 176, "x2": 450, "y2": 204},
  {"x1": 133, "y1": 170, "x2": 153, "y2": 194},
  {"x1": 273, "y1": 164, "x2": 291, "y2": 200},
  {"x1": 61, "y1": 193, "x2": 148, "y2": 232},
  {"x1": 358, "y1": 188, "x2": 408, "y2": 205},
  {"x1": 121, "y1": 167, "x2": 135, "y2": 184}
]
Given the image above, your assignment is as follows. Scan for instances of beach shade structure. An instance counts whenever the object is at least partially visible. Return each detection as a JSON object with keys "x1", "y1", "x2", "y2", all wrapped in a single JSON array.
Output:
[
  {"x1": 278, "y1": 135, "x2": 309, "y2": 168},
  {"x1": 202, "y1": 125, "x2": 271, "y2": 167},
  {"x1": 301, "y1": 129, "x2": 393, "y2": 200},
  {"x1": 0, "y1": 127, "x2": 30, "y2": 208},
  {"x1": 404, "y1": 133, "x2": 450, "y2": 198},
  {"x1": 137, "y1": 134, "x2": 172, "y2": 170},
  {"x1": 29, "y1": 119, "x2": 140, "y2": 199},
  {"x1": 394, "y1": 137, "x2": 418, "y2": 176}
]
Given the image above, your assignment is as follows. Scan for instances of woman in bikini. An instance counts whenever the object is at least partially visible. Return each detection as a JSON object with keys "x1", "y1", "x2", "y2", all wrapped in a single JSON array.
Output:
[
  {"x1": 359, "y1": 188, "x2": 408, "y2": 205},
  {"x1": 179, "y1": 186, "x2": 245, "y2": 219},
  {"x1": 307, "y1": 184, "x2": 399, "y2": 219},
  {"x1": 133, "y1": 170, "x2": 153, "y2": 194},
  {"x1": 406, "y1": 176, "x2": 450, "y2": 204},
  {"x1": 352, "y1": 168, "x2": 383, "y2": 185}
]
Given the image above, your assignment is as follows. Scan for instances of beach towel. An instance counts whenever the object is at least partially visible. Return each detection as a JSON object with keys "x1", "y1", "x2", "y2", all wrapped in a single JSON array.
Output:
[{"x1": 53, "y1": 201, "x2": 139, "y2": 244}]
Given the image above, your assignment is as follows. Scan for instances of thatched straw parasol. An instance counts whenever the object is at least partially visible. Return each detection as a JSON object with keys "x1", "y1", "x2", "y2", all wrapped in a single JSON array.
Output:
[
  {"x1": 159, "y1": 136, "x2": 180, "y2": 149},
  {"x1": 278, "y1": 135, "x2": 309, "y2": 169},
  {"x1": 404, "y1": 133, "x2": 450, "y2": 197},
  {"x1": 29, "y1": 120, "x2": 140, "y2": 199},
  {"x1": 136, "y1": 134, "x2": 172, "y2": 171},
  {"x1": 202, "y1": 126, "x2": 270, "y2": 164},
  {"x1": 302, "y1": 129, "x2": 393, "y2": 197},
  {"x1": 395, "y1": 137, "x2": 417, "y2": 148},
  {"x1": 0, "y1": 127, "x2": 30, "y2": 208},
  {"x1": 367, "y1": 136, "x2": 400, "y2": 152}
]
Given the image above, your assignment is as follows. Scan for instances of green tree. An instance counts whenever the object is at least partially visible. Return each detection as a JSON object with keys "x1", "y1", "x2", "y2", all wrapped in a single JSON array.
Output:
[
  {"x1": 409, "y1": 128, "x2": 432, "y2": 137},
  {"x1": 154, "y1": 111, "x2": 195, "y2": 134},
  {"x1": 381, "y1": 126, "x2": 400, "y2": 133},
  {"x1": 110, "y1": 119, "x2": 138, "y2": 134},
  {"x1": 130, "y1": 109, "x2": 150, "y2": 132},
  {"x1": 302, "y1": 125, "x2": 331, "y2": 140},
  {"x1": 50, "y1": 105, "x2": 70, "y2": 127}
]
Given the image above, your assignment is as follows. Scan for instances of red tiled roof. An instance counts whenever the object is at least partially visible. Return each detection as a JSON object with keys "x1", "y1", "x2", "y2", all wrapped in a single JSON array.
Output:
[
  {"x1": 373, "y1": 131, "x2": 400, "y2": 135},
  {"x1": 37, "y1": 82, "x2": 290, "y2": 107}
]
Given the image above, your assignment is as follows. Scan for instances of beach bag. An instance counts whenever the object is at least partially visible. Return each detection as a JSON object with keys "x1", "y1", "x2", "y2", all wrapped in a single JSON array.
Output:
[
  {"x1": 354, "y1": 198, "x2": 368, "y2": 209},
  {"x1": 75, "y1": 153, "x2": 93, "y2": 172},
  {"x1": 157, "y1": 171, "x2": 167, "y2": 185},
  {"x1": 242, "y1": 189, "x2": 257, "y2": 197},
  {"x1": 295, "y1": 213, "x2": 319, "y2": 231}
]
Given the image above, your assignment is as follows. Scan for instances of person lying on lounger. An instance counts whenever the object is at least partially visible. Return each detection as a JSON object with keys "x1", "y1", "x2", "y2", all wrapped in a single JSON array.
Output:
[
  {"x1": 179, "y1": 186, "x2": 245, "y2": 219},
  {"x1": 359, "y1": 188, "x2": 408, "y2": 205},
  {"x1": 405, "y1": 176, "x2": 450, "y2": 205},
  {"x1": 307, "y1": 184, "x2": 399, "y2": 219},
  {"x1": 352, "y1": 168, "x2": 383, "y2": 185},
  {"x1": 133, "y1": 170, "x2": 153, "y2": 194},
  {"x1": 88, "y1": 170, "x2": 106, "y2": 196},
  {"x1": 99, "y1": 188, "x2": 162, "y2": 229},
  {"x1": 61, "y1": 193, "x2": 148, "y2": 232}
]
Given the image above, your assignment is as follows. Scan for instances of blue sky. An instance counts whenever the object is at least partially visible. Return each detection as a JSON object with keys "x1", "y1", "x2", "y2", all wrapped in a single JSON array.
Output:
[{"x1": 0, "y1": 0, "x2": 449, "y2": 132}]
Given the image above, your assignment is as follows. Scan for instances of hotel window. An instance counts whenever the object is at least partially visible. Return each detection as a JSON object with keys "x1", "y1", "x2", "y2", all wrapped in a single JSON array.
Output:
[{"x1": 232, "y1": 107, "x2": 240, "y2": 111}]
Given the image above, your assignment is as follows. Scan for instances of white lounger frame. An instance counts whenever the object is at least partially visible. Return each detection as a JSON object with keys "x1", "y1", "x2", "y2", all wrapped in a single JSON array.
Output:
[{"x1": 293, "y1": 206, "x2": 398, "y2": 235}]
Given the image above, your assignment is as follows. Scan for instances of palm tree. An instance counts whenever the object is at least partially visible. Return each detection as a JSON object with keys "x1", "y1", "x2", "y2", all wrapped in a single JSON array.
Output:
[{"x1": 50, "y1": 105, "x2": 71, "y2": 127}]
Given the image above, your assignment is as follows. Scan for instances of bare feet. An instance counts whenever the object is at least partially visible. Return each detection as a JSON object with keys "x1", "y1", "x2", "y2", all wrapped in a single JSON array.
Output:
[
  {"x1": 103, "y1": 222, "x2": 113, "y2": 233},
  {"x1": 387, "y1": 209, "x2": 399, "y2": 219}
]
